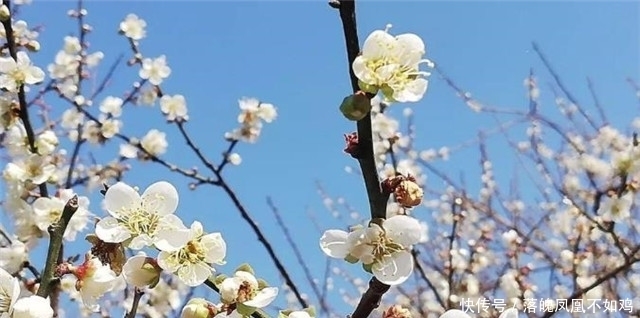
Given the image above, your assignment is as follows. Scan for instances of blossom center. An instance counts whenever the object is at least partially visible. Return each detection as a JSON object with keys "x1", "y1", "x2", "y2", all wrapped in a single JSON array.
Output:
[
  {"x1": 119, "y1": 205, "x2": 160, "y2": 236},
  {"x1": 236, "y1": 281, "x2": 257, "y2": 303},
  {"x1": 369, "y1": 231, "x2": 404, "y2": 263}
]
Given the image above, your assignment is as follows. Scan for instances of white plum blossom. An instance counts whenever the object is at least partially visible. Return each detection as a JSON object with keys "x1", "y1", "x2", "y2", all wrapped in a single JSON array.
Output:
[
  {"x1": 35, "y1": 130, "x2": 59, "y2": 156},
  {"x1": 157, "y1": 221, "x2": 226, "y2": 287},
  {"x1": 352, "y1": 26, "x2": 433, "y2": 103},
  {"x1": 439, "y1": 308, "x2": 519, "y2": 318},
  {"x1": 160, "y1": 94, "x2": 189, "y2": 121},
  {"x1": 99, "y1": 96, "x2": 123, "y2": 117},
  {"x1": 180, "y1": 298, "x2": 217, "y2": 318},
  {"x1": 320, "y1": 215, "x2": 422, "y2": 285},
  {"x1": 73, "y1": 256, "x2": 118, "y2": 312},
  {"x1": 119, "y1": 143, "x2": 138, "y2": 159},
  {"x1": 31, "y1": 189, "x2": 91, "y2": 241},
  {"x1": 140, "y1": 129, "x2": 168, "y2": 156},
  {"x1": 11, "y1": 295, "x2": 54, "y2": 318},
  {"x1": 95, "y1": 181, "x2": 190, "y2": 250},
  {"x1": 3, "y1": 154, "x2": 56, "y2": 185},
  {"x1": 0, "y1": 240, "x2": 27, "y2": 274},
  {"x1": 225, "y1": 97, "x2": 277, "y2": 143},
  {"x1": 0, "y1": 51, "x2": 45, "y2": 92},
  {"x1": 122, "y1": 252, "x2": 162, "y2": 288},
  {"x1": 0, "y1": 267, "x2": 20, "y2": 316},
  {"x1": 139, "y1": 55, "x2": 171, "y2": 85},
  {"x1": 227, "y1": 153, "x2": 242, "y2": 165},
  {"x1": 119, "y1": 14, "x2": 146, "y2": 40},
  {"x1": 598, "y1": 191, "x2": 634, "y2": 222},
  {"x1": 219, "y1": 271, "x2": 278, "y2": 309}
]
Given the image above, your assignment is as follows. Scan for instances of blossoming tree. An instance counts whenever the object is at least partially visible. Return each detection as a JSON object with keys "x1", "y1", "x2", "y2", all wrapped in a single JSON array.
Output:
[{"x1": 0, "y1": 1, "x2": 638, "y2": 318}]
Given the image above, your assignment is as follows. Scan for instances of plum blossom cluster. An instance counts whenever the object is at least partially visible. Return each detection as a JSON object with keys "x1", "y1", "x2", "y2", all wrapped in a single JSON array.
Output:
[
  {"x1": 48, "y1": 181, "x2": 227, "y2": 311},
  {"x1": 0, "y1": 267, "x2": 54, "y2": 318},
  {"x1": 0, "y1": 3, "x2": 283, "y2": 318},
  {"x1": 225, "y1": 97, "x2": 277, "y2": 143}
]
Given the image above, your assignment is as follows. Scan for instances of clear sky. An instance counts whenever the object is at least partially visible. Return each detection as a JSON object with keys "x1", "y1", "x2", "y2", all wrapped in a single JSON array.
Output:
[{"x1": 8, "y1": 0, "x2": 640, "y2": 316}]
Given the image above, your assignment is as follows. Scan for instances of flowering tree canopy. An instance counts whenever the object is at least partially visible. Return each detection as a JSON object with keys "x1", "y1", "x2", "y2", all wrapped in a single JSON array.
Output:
[{"x1": 0, "y1": 1, "x2": 637, "y2": 318}]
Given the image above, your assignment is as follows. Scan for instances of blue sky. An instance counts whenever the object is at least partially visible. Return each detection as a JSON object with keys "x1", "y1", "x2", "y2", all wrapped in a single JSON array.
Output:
[{"x1": 7, "y1": 0, "x2": 640, "y2": 316}]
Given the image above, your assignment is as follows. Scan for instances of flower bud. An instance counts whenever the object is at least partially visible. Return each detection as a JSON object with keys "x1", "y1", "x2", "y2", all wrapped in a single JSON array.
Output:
[
  {"x1": 25, "y1": 40, "x2": 40, "y2": 52},
  {"x1": 383, "y1": 305, "x2": 412, "y2": 318},
  {"x1": 394, "y1": 179, "x2": 423, "y2": 208},
  {"x1": 0, "y1": 5, "x2": 10, "y2": 22},
  {"x1": 181, "y1": 298, "x2": 216, "y2": 318},
  {"x1": 339, "y1": 91, "x2": 371, "y2": 121}
]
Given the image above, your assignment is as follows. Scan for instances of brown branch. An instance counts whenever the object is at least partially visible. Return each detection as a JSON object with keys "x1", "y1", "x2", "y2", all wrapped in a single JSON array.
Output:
[
  {"x1": 124, "y1": 288, "x2": 144, "y2": 318},
  {"x1": 332, "y1": 1, "x2": 393, "y2": 317},
  {"x1": 36, "y1": 195, "x2": 78, "y2": 298}
]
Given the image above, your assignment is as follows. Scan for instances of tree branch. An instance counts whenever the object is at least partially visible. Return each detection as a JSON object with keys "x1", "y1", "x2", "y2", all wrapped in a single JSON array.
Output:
[
  {"x1": 36, "y1": 195, "x2": 79, "y2": 298},
  {"x1": 332, "y1": 1, "x2": 391, "y2": 317}
]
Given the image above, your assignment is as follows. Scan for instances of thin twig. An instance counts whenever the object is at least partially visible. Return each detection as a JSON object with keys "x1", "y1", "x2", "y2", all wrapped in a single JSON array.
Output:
[
  {"x1": 124, "y1": 288, "x2": 144, "y2": 318},
  {"x1": 267, "y1": 197, "x2": 330, "y2": 313}
]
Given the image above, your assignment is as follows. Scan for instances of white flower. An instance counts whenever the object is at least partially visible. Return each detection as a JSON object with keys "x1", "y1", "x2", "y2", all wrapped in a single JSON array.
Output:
[
  {"x1": 319, "y1": 215, "x2": 422, "y2": 285},
  {"x1": 11, "y1": 295, "x2": 53, "y2": 318},
  {"x1": 99, "y1": 96, "x2": 123, "y2": 117},
  {"x1": 3, "y1": 154, "x2": 55, "y2": 185},
  {"x1": 139, "y1": 55, "x2": 171, "y2": 85},
  {"x1": 30, "y1": 190, "x2": 90, "y2": 241},
  {"x1": 119, "y1": 143, "x2": 138, "y2": 159},
  {"x1": 598, "y1": 192, "x2": 634, "y2": 222},
  {"x1": 0, "y1": 267, "x2": 20, "y2": 316},
  {"x1": 122, "y1": 252, "x2": 162, "y2": 288},
  {"x1": 352, "y1": 26, "x2": 432, "y2": 103},
  {"x1": 439, "y1": 308, "x2": 519, "y2": 318},
  {"x1": 227, "y1": 153, "x2": 242, "y2": 166},
  {"x1": 219, "y1": 271, "x2": 278, "y2": 309},
  {"x1": 180, "y1": 298, "x2": 216, "y2": 318},
  {"x1": 74, "y1": 256, "x2": 118, "y2": 312},
  {"x1": 160, "y1": 94, "x2": 189, "y2": 121},
  {"x1": 157, "y1": 221, "x2": 226, "y2": 287},
  {"x1": 0, "y1": 240, "x2": 27, "y2": 274},
  {"x1": 288, "y1": 311, "x2": 313, "y2": 318},
  {"x1": 140, "y1": 129, "x2": 168, "y2": 156},
  {"x1": 35, "y1": 130, "x2": 58, "y2": 156},
  {"x1": 0, "y1": 51, "x2": 44, "y2": 92},
  {"x1": 95, "y1": 181, "x2": 189, "y2": 250},
  {"x1": 119, "y1": 14, "x2": 146, "y2": 40}
]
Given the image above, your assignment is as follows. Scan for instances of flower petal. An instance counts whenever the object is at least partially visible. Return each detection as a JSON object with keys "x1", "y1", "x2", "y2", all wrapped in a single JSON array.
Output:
[
  {"x1": 439, "y1": 309, "x2": 472, "y2": 318},
  {"x1": 395, "y1": 33, "x2": 425, "y2": 66},
  {"x1": 243, "y1": 287, "x2": 278, "y2": 308},
  {"x1": 383, "y1": 215, "x2": 423, "y2": 247},
  {"x1": 104, "y1": 182, "x2": 141, "y2": 218},
  {"x1": 201, "y1": 233, "x2": 227, "y2": 264},
  {"x1": 498, "y1": 308, "x2": 519, "y2": 318},
  {"x1": 157, "y1": 251, "x2": 180, "y2": 273},
  {"x1": 372, "y1": 250, "x2": 413, "y2": 285},
  {"x1": 319, "y1": 229, "x2": 350, "y2": 259},
  {"x1": 129, "y1": 234, "x2": 154, "y2": 250},
  {"x1": 154, "y1": 228, "x2": 192, "y2": 252},
  {"x1": 95, "y1": 217, "x2": 131, "y2": 243},
  {"x1": 177, "y1": 262, "x2": 211, "y2": 287},
  {"x1": 393, "y1": 78, "x2": 428, "y2": 103},
  {"x1": 141, "y1": 181, "x2": 179, "y2": 216},
  {"x1": 362, "y1": 30, "x2": 395, "y2": 59}
]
